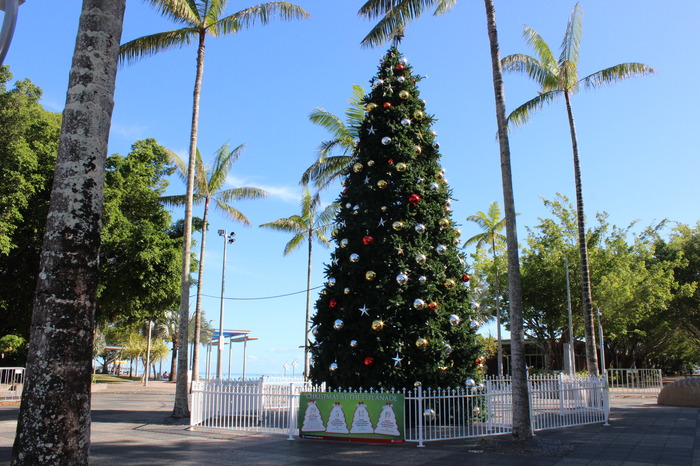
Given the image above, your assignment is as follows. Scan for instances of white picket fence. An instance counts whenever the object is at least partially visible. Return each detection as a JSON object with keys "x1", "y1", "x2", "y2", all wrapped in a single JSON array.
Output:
[
  {"x1": 190, "y1": 374, "x2": 609, "y2": 446},
  {"x1": 607, "y1": 368, "x2": 662, "y2": 395},
  {"x1": 0, "y1": 367, "x2": 24, "y2": 401}
]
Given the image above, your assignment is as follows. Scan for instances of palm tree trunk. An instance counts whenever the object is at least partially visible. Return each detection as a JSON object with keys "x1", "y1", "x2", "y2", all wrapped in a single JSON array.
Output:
[
  {"x1": 484, "y1": 0, "x2": 533, "y2": 439},
  {"x1": 191, "y1": 198, "x2": 211, "y2": 383},
  {"x1": 173, "y1": 29, "x2": 207, "y2": 419},
  {"x1": 492, "y1": 235, "x2": 503, "y2": 377},
  {"x1": 564, "y1": 90, "x2": 599, "y2": 375},
  {"x1": 304, "y1": 229, "x2": 313, "y2": 379},
  {"x1": 11, "y1": 1, "x2": 125, "y2": 463}
]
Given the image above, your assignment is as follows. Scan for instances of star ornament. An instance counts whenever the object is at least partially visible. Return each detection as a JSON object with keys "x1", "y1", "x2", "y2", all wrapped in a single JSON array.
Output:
[
  {"x1": 392, "y1": 353, "x2": 403, "y2": 366},
  {"x1": 359, "y1": 305, "x2": 370, "y2": 316},
  {"x1": 368, "y1": 125, "x2": 376, "y2": 135}
]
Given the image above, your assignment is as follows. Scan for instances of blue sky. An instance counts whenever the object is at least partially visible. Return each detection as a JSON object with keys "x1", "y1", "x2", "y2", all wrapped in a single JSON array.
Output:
[{"x1": 5, "y1": 1, "x2": 699, "y2": 376}]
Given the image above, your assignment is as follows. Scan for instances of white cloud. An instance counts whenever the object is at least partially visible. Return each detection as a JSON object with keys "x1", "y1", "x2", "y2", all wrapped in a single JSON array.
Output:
[{"x1": 227, "y1": 174, "x2": 300, "y2": 204}]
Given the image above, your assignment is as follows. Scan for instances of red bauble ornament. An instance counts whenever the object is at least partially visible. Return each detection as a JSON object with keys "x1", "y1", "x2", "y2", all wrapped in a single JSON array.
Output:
[
  {"x1": 363, "y1": 235, "x2": 374, "y2": 245},
  {"x1": 329, "y1": 299, "x2": 337, "y2": 308},
  {"x1": 395, "y1": 64, "x2": 405, "y2": 71},
  {"x1": 387, "y1": 158, "x2": 394, "y2": 165},
  {"x1": 383, "y1": 102, "x2": 392, "y2": 109},
  {"x1": 342, "y1": 188, "x2": 348, "y2": 195},
  {"x1": 428, "y1": 301, "x2": 438, "y2": 311},
  {"x1": 462, "y1": 274, "x2": 471, "y2": 282},
  {"x1": 364, "y1": 356, "x2": 375, "y2": 366},
  {"x1": 408, "y1": 194, "x2": 421, "y2": 205}
]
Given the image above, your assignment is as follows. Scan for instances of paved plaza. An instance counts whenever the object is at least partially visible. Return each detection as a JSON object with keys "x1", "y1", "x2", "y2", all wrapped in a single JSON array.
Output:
[{"x1": 0, "y1": 380, "x2": 698, "y2": 465}]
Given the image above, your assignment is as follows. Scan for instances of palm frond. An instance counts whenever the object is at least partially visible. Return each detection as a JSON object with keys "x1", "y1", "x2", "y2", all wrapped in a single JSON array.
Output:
[
  {"x1": 300, "y1": 155, "x2": 353, "y2": 190},
  {"x1": 345, "y1": 84, "x2": 367, "y2": 129},
  {"x1": 313, "y1": 230, "x2": 332, "y2": 248},
  {"x1": 316, "y1": 203, "x2": 340, "y2": 227},
  {"x1": 213, "y1": 201, "x2": 251, "y2": 226},
  {"x1": 559, "y1": 2, "x2": 583, "y2": 69},
  {"x1": 159, "y1": 194, "x2": 188, "y2": 207},
  {"x1": 358, "y1": 0, "x2": 403, "y2": 18},
  {"x1": 522, "y1": 26, "x2": 557, "y2": 73},
  {"x1": 212, "y1": 2, "x2": 310, "y2": 36},
  {"x1": 194, "y1": 148, "x2": 209, "y2": 195},
  {"x1": 433, "y1": 0, "x2": 457, "y2": 16},
  {"x1": 119, "y1": 28, "x2": 199, "y2": 65},
  {"x1": 283, "y1": 233, "x2": 306, "y2": 256},
  {"x1": 501, "y1": 53, "x2": 553, "y2": 89},
  {"x1": 217, "y1": 187, "x2": 269, "y2": 203},
  {"x1": 309, "y1": 108, "x2": 350, "y2": 141},
  {"x1": 360, "y1": 0, "x2": 445, "y2": 47},
  {"x1": 506, "y1": 90, "x2": 562, "y2": 130},
  {"x1": 580, "y1": 63, "x2": 656, "y2": 90},
  {"x1": 205, "y1": 0, "x2": 227, "y2": 28},
  {"x1": 209, "y1": 143, "x2": 246, "y2": 192},
  {"x1": 141, "y1": 0, "x2": 200, "y2": 26},
  {"x1": 166, "y1": 148, "x2": 188, "y2": 183},
  {"x1": 260, "y1": 216, "x2": 307, "y2": 234}
]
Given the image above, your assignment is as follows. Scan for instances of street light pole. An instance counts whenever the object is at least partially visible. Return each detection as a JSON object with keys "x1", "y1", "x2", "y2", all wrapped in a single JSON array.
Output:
[{"x1": 217, "y1": 230, "x2": 235, "y2": 380}]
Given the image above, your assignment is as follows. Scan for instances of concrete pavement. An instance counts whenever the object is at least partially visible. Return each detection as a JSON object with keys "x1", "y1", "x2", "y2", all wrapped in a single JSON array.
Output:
[{"x1": 1, "y1": 380, "x2": 698, "y2": 465}]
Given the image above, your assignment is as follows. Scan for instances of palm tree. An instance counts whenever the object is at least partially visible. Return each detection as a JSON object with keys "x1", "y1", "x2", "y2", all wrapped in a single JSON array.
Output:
[
  {"x1": 465, "y1": 202, "x2": 507, "y2": 376},
  {"x1": 300, "y1": 84, "x2": 365, "y2": 190},
  {"x1": 259, "y1": 187, "x2": 337, "y2": 379},
  {"x1": 12, "y1": 1, "x2": 125, "y2": 463},
  {"x1": 501, "y1": 2, "x2": 656, "y2": 375},
  {"x1": 119, "y1": 0, "x2": 309, "y2": 417},
  {"x1": 359, "y1": 0, "x2": 533, "y2": 439},
  {"x1": 162, "y1": 143, "x2": 267, "y2": 383}
]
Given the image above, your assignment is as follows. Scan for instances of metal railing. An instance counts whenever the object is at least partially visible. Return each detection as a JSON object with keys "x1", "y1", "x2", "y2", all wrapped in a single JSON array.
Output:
[
  {"x1": 606, "y1": 369, "x2": 662, "y2": 395},
  {"x1": 0, "y1": 367, "x2": 24, "y2": 401},
  {"x1": 191, "y1": 374, "x2": 609, "y2": 446}
]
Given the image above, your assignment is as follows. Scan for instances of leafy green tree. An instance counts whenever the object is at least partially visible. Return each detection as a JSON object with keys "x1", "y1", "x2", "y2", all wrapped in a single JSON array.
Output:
[
  {"x1": 163, "y1": 143, "x2": 267, "y2": 382},
  {"x1": 359, "y1": 0, "x2": 533, "y2": 439},
  {"x1": 0, "y1": 334, "x2": 26, "y2": 366},
  {"x1": 464, "y1": 202, "x2": 508, "y2": 375},
  {"x1": 310, "y1": 47, "x2": 480, "y2": 390},
  {"x1": 300, "y1": 85, "x2": 366, "y2": 190},
  {"x1": 12, "y1": 2, "x2": 125, "y2": 463},
  {"x1": 260, "y1": 186, "x2": 337, "y2": 379},
  {"x1": 98, "y1": 139, "x2": 182, "y2": 326},
  {"x1": 119, "y1": 0, "x2": 309, "y2": 418},
  {"x1": 0, "y1": 68, "x2": 61, "y2": 339},
  {"x1": 501, "y1": 2, "x2": 656, "y2": 375}
]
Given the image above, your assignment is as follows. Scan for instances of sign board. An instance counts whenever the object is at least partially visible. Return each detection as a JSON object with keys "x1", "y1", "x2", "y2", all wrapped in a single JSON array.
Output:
[{"x1": 299, "y1": 391, "x2": 405, "y2": 443}]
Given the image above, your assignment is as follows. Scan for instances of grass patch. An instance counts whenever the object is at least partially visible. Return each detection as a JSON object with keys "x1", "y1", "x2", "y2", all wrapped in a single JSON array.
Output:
[{"x1": 92, "y1": 374, "x2": 136, "y2": 384}]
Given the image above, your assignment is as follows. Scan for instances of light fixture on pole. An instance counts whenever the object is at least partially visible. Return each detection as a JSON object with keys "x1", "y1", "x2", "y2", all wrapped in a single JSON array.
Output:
[
  {"x1": 0, "y1": 0, "x2": 25, "y2": 65},
  {"x1": 217, "y1": 230, "x2": 235, "y2": 380}
]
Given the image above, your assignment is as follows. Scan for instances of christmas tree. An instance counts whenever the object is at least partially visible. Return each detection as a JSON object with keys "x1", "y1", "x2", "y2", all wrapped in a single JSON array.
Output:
[{"x1": 309, "y1": 47, "x2": 482, "y2": 389}]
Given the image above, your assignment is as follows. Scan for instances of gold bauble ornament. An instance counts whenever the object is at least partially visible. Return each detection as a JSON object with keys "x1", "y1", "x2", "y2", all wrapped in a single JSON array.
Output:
[
  {"x1": 444, "y1": 278, "x2": 456, "y2": 289},
  {"x1": 395, "y1": 162, "x2": 407, "y2": 172},
  {"x1": 367, "y1": 160, "x2": 375, "y2": 167},
  {"x1": 416, "y1": 338, "x2": 429, "y2": 349},
  {"x1": 371, "y1": 320, "x2": 384, "y2": 331},
  {"x1": 353, "y1": 163, "x2": 363, "y2": 173},
  {"x1": 367, "y1": 103, "x2": 377, "y2": 111},
  {"x1": 439, "y1": 218, "x2": 450, "y2": 229},
  {"x1": 365, "y1": 270, "x2": 377, "y2": 281},
  {"x1": 331, "y1": 229, "x2": 338, "y2": 237},
  {"x1": 413, "y1": 110, "x2": 424, "y2": 120},
  {"x1": 412, "y1": 145, "x2": 422, "y2": 155},
  {"x1": 377, "y1": 180, "x2": 388, "y2": 189},
  {"x1": 392, "y1": 221, "x2": 404, "y2": 231},
  {"x1": 344, "y1": 287, "x2": 350, "y2": 295},
  {"x1": 399, "y1": 90, "x2": 410, "y2": 99}
]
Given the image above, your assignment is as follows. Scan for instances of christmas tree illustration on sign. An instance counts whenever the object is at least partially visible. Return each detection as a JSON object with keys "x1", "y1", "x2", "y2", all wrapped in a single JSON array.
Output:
[
  {"x1": 349, "y1": 402, "x2": 374, "y2": 434},
  {"x1": 325, "y1": 402, "x2": 349, "y2": 434},
  {"x1": 300, "y1": 400, "x2": 326, "y2": 433},
  {"x1": 374, "y1": 402, "x2": 401, "y2": 436}
]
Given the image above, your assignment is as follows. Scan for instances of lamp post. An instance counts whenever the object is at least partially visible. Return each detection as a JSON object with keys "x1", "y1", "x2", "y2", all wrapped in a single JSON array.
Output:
[
  {"x1": 0, "y1": 0, "x2": 24, "y2": 65},
  {"x1": 217, "y1": 230, "x2": 235, "y2": 380}
]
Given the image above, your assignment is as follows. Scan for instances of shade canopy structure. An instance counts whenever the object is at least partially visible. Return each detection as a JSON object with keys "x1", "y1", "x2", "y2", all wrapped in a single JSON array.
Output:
[{"x1": 205, "y1": 329, "x2": 257, "y2": 380}]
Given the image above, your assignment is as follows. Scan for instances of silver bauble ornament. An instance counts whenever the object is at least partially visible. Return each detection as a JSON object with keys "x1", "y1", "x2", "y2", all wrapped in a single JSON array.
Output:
[
  {"x1": 397, "y1": 76, "x2": 405, "y2": 83},
  {"x1": 350, "y1": 340, "x2": 358, "y2": 347},
  {"x1": 415, "y1": 254, "x2": 427, "y2": 265},
  {"x1": 350, "y1": 253, "x2": 359, "y2": 263},
  {"x1": 449, "y1": 314, "x2": 461, "y2": 326},
  {"x1": 429, "y1": 182, "x2": 439, "y2": 191},
  {"x1": 396, "y1": 273, "x2": 409, "y2": 285},
  {"x1": 381, "y1": 137, "x2": 392, "y2": 145},
  {"x1": 418, "y1": 275, "x2": 427, "y2": 284},
  {"x1": 329, "y1": 362, "x2": 338, "y2": 371},
  {"x1": 414, "y1": 299, "x2": 426, "y2": 310},
  {"x1": 367, "y1": 160, "x2": 375, "y2": 166},
  {"x1": 344, "y1": 287, "x2": 350, "y2": 295},
  {"x1": 340, "y1": 238, "x2": 349, "y2": 248},
  {"x1": 372, "y1": 78, "x2": 384, "y2": 88},
  {"x1": 333, "y1": 319, "x2": 344, "y2": 330},
  {"x1": 442, "y1": 343, "x2": 453, "y2": 357},
  {"x1": 415, "y1": 224, "x2": 426, "y2": 234},
  {"x1": 401, "y1": 118, "x2": 411, "y2": 126},
  {"x1": 436, "y1": 244, "x2": 448, "y2": 255},
  {"x1": 328, "y1": 278, "x2": 336, "y2": 287}
]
